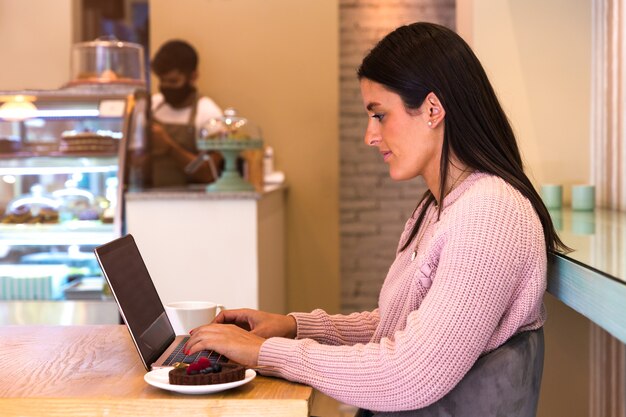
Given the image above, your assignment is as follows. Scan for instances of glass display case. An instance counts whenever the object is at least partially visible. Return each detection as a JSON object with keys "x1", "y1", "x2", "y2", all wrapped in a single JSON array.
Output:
[{"x1": 0, "y1": 86, "x2": 148, "y2": 305}]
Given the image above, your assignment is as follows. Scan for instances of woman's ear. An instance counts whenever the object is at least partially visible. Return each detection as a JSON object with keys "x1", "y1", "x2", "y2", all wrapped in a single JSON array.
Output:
[{"x1": 425, "y1": 92, "x2": 445, "y2": 128}]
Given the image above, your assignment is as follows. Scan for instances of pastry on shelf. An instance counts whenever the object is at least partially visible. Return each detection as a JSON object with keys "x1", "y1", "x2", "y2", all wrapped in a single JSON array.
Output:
[
  {"x1": 1, "y1": 205, "x2": 59, "y2": 224},
  {"x1": 2, "y1": 185, "x2": 60, "y2": 224},
  {"x1": 0, "y1": 138, "x2": 21, "y2": 154},
  {"x1": 59, "y1": 130, "x2": 120, "y2": 154}
]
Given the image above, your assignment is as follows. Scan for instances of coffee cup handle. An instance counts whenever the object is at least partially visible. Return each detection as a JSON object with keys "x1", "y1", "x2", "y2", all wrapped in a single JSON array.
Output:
[{"x1": 216, "y1": 304, "x2": 226, "y2": 315}]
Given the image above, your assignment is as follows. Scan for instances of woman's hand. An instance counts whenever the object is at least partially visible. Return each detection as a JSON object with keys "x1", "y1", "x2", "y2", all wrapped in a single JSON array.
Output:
[
  {"x1": 184, "y1": 309, "x2": 296, "y2": 367},
  {"x1": 184, "y1": 323, "x2": 265, "y2": 367},
  {"x1": 212, "y1": 308, "x2": 297, "y2": 339}
]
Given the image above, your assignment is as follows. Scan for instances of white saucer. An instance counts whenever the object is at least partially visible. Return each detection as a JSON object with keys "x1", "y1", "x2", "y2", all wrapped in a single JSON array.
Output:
[{"x1": 144, "y1": 367, "x2": 256, "y2": 395}]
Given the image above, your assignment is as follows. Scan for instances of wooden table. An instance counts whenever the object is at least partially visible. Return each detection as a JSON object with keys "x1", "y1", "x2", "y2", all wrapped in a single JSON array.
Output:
[{"x1": 0, "y1": 325, "x2": 314, "y2": 417}]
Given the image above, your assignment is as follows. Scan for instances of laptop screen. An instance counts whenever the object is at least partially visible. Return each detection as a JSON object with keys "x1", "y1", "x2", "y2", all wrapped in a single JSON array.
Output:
[{"x1": 94, "y1": 234, "x2": 175, "y2": 369}]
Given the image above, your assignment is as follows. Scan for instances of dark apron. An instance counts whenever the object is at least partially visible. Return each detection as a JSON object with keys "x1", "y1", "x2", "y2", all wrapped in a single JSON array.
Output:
[{"x1": 151, "y1": 96, "x2": 199, "y2": 187}]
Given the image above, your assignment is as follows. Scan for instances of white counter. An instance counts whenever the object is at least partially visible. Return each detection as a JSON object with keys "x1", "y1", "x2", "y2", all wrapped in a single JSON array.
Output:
[{"x1": 125, "y1": 184, "x2": 286, "y2": 313}]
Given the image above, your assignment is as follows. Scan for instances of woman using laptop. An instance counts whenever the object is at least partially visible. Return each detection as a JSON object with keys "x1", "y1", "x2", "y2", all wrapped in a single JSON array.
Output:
[{"x1": 183, "y1": 22, "x2": 568, "y2": 415}]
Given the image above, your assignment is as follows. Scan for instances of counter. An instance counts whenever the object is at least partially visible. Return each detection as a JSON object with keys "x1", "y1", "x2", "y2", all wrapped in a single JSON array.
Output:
[
  {"x1": 125, "y1": 184, "x2": 286, "y2": 313},
  {"x1": 0, "y1": 325, "x2": 313, "y2": 417},
  {"x1": 0, "y1": 300, "x2": 118, "y2": 325},
  {"x1": 126, "y1": 184, "x2": 285, "y2": 201},
  {"x1": 546, "y1": 208, "x2": 626, "y2": 344}
]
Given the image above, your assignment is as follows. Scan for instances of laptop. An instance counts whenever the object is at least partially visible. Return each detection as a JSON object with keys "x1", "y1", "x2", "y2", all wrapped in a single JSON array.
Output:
[{"x1": 94, "y1": 233, "x2": 224, "y2": 371}]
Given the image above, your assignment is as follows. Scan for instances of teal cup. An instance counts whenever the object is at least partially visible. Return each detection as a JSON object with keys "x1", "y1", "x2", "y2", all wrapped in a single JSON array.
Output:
[
  {"x1": 572, "y1": 185, "x2": 595, "y2": 211},
  {"x1": 541, "y1": 184, "x2": 563, "y2": 209}
]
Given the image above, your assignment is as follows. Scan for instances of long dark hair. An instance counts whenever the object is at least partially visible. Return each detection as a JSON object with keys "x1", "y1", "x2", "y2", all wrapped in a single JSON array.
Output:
[{"x1": 357, "y1": 22, "x2": 569, "y2": 254}]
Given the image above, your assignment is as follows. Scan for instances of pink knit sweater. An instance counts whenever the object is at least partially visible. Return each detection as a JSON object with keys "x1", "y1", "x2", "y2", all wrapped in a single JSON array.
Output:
[{"x1": 258, "y1": 172, "x2": 547, "y2": 412}]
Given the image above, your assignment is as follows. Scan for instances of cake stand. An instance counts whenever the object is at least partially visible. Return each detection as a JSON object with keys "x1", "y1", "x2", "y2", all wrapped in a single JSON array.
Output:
[{"x1": 196, "y1": 138, "x2": 263, "y2": 192}]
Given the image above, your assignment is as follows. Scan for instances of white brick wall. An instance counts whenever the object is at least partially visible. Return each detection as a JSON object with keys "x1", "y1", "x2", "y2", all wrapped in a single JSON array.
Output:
[{"x1": 339, "y1": 0, "x2": 455, "y2": 313}]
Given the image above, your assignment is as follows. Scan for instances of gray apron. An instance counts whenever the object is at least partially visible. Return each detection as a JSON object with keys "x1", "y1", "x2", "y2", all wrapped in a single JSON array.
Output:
[{"x1": 151, "y1": 96, "x2": 199, "y2": 187}]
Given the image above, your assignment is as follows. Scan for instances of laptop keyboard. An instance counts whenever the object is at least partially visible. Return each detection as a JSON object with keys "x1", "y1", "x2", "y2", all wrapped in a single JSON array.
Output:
[{"x1": 163, "y1": 337, "x2": 226, "y2": 366}]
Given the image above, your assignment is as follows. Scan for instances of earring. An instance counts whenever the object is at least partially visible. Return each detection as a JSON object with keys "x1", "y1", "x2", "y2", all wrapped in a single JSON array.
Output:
[{"x1": 427, "y1": 121, "x2": 433, "y2": 127}]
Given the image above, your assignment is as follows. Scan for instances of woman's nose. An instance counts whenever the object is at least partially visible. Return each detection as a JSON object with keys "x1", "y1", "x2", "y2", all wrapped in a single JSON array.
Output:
[{"x1": 364, "y1": 125, "x2": 380, "y2": 146}]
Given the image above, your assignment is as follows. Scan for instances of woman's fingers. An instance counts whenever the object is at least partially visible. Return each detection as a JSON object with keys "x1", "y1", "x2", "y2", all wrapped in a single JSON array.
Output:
[
  {"x1": 185, "y1": 325, "x2": 226, "y2": 353},
  {"x1": 184, "y1": 323, "x2": 265, "y2": 367},
  {"x1": 191, "y1": 309, "x2": 253, "y2": 334},
  {"x1": 213, "y1": 309, "x2": 254, "y2": 329},
  {"x1": 190, "y1": 309, "x2": 296, "y2": 340}
]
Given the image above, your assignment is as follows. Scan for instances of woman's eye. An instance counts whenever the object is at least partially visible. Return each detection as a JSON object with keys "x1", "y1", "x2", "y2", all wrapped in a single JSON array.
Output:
[{"x1": 371, "y1": 113, "x2": 385, "y2": 121}]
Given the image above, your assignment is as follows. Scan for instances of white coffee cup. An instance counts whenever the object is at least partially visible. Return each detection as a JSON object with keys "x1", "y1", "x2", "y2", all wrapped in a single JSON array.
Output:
[{"x1": 164, "y1": 301, "x2": 225, "y2": 335}]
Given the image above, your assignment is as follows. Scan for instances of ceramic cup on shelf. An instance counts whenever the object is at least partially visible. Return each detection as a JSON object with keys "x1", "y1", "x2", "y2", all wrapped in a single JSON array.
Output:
[
  {"x1": 572, "y1": 184, "x2": 595, "y2": 211},
  {"x1": 164, "y1": 301, "x2": 225, "y2": 335},
  {"x1": 540, "y1": 184, "x2": 563, "y2": 209}
]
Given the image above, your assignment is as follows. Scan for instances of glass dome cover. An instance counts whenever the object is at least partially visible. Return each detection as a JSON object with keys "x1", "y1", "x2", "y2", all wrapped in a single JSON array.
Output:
[
  {"x1": 200, "y1": 108, "x2": 262, "y2": 141},
  {"x1": 67, "y1": 36, "x2": 146, "y2": 86},
  {"x1": 196, "y1": 108, "x2": 263, "y2": 192}
]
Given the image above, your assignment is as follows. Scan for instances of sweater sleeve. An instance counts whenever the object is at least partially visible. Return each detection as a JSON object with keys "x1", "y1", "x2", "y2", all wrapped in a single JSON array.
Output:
[
  {"x1": 290, "y1": 309, "x2": 380, "y2": 345},
  {"x1": 258, "y1": 191, "x2": 537, "y2": 412}
]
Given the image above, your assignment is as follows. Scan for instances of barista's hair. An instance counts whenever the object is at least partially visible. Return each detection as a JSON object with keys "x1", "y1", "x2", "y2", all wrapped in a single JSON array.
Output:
[
  {"x1": 357, "y1": 22, "x2": 569, "y2": 254},
  {"x1": 151, "y1": 40, "x2": 198, "y2": 76}
]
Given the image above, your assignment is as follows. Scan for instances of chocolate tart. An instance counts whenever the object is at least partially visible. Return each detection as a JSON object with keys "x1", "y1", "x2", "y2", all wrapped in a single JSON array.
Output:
[{"x1": 168, "y1": 363, "x2": 245, "y2": 386}]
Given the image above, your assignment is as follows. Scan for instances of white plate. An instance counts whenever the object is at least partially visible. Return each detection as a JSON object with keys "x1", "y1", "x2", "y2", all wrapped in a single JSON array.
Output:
[{"x1": 144, "y1": 367, "x2": 256, "y2": 395}]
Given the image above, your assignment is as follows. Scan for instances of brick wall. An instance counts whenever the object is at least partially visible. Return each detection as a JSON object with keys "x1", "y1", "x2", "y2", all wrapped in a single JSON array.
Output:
[{"x1": 339, "y1": 0, "x2": 456, "y2": 313}]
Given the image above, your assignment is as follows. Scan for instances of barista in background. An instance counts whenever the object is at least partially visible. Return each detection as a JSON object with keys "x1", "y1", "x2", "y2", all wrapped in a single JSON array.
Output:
[{"x1": 150, "y1": 40, "x2": 223, "y2": 186}]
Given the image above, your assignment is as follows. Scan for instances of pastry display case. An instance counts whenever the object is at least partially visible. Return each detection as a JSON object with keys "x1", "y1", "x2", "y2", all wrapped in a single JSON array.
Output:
[{"x1": 0, "y1": 86, "x2": 149, "y2": 305}]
